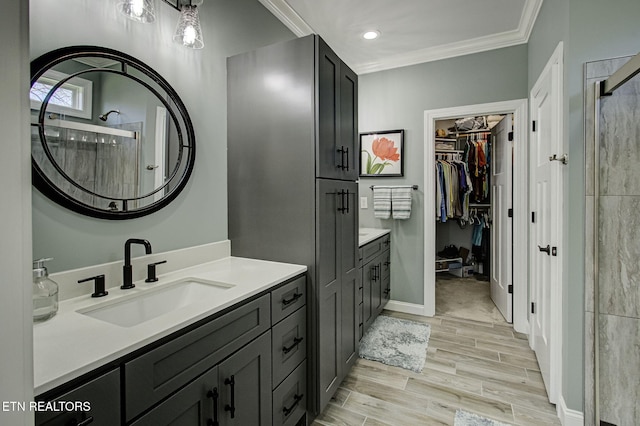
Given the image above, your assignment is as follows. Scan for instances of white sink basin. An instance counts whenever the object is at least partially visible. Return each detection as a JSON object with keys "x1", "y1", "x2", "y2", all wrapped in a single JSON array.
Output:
[{"x1": 78, "y1": 277, "x2": 234, "y2": 327}]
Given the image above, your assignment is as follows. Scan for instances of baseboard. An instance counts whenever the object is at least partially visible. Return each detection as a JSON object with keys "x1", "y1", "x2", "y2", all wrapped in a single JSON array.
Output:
[
  {"x1": 558, "y1": 394, "x2": 584, "y2": 426},
  {"x1": 384, "y1": 300, "x2": 426, "y2": 316}
]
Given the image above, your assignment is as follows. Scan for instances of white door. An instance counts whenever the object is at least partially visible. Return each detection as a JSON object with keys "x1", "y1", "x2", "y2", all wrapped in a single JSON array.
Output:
[
  {"x1": 490, "y1": 114, "x2": 513, "y2": 323},
  {"x1": 529, "y1": 45, "x2": 563, "y2": 404}
]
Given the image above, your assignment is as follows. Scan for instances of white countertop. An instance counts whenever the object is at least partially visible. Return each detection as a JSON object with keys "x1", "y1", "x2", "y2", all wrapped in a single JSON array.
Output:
[
  {"x1": 359, "y1": 228, "x2": 391, "y2": 247},
  {"x1": 33, "y1": 256, "x2": 306, "y2": 395}
]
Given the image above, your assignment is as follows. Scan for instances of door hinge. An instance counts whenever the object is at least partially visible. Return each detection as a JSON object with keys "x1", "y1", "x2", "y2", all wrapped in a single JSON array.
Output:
[
  {"x1": 532, "y1": 121, "x2": 537, "y2": 132},
  {"x1": 508, "y1": 284, "x2": 513, "y2": 294},
  {"x1": 508, "y1": 131, "x2": 513, "y2": 141},
  {"x1": 508, "y1": 208, "x2": 513, "y2": 218},
  {"x1": 531, "y1": 212, "x2": 536, "y2": 223},
  {"x1": 531, "y1": 302, "x2": 535, "y2": 314}
]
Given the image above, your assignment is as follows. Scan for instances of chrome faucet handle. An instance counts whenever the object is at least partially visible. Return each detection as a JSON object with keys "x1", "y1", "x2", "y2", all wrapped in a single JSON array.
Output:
[{"x1": 145, "y1": 260, "x2": 167, "y2": 283}]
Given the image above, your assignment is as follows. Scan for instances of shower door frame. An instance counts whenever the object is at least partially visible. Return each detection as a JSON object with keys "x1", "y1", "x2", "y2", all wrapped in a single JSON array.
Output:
[{"x1": 591, "y1": 51, "x2": 640, "y2": 426}]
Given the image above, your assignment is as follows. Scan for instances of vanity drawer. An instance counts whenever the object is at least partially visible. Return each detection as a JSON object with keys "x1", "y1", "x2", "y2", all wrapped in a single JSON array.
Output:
[
  {"x1": 272, "y1": 307, "x2": 306, "y2": 387},
  {"x1": 124, "y1": 294, "x2": 270, "y2": 421},
  {"x1": 36, "y1": 369, "x2": 120, "y2": 426},
  {"x1": 273, "y1": 360, "x2": 306, "y2": 426},
  {"x1": 361, "y1": 234, "x2": 390, "y2": 265},
  {"x1": 271, "y1": 275, "x2": 306, "y2": 325}
]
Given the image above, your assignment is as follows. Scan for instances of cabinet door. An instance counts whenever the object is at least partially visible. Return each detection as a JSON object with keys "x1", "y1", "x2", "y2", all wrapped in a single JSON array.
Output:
[
  {"x1": 316, "y1": 179, "x2": 341, "y2": 410},
  {"x1": 218, "y1": 332, "x2": 272, "y2": 426},
  {"x1": 339, "y1": 63, "x2": 358, "y2": 181},
  {"x1": 317, "y1": 38, "x2": 341, "y2": 180},
  {"x1": 36, "y1": 369, "x2": 120, "y2": 426},
  {"x1": 131, "y1": 367, "x2": 218, "y2": 426},
  {"x1": 340, "y1": 182, "x2": 359, "y2": 370}
]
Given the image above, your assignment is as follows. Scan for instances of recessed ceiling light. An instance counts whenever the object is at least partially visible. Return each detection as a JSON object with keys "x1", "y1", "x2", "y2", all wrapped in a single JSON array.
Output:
[{"x1": 363, "y1": 31, "x2": 380, "y2": 40}]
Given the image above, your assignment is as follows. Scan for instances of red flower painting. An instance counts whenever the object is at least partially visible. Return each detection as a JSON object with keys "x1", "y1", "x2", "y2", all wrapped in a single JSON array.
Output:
[
  {"x1": 372, "y1": 137, "x2": 400, "y2": 162},
  {"x1": 362, "y1": 134, "x2": 402, "y2": 175}
]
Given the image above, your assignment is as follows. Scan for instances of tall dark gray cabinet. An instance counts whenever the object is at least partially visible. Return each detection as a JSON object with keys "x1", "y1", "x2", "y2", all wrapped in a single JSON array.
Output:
[{"x1": 227, "y1": 34, "x2": 359, "y2": 417}]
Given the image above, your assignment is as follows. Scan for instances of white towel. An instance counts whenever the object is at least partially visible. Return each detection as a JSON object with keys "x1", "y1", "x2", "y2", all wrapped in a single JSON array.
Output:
[
  {"x1": 373, "y1": 187, "x2": 392, "y2": 219},
  {"x1": 391, "y1": 187, "x2": 412, "y2": 219}
]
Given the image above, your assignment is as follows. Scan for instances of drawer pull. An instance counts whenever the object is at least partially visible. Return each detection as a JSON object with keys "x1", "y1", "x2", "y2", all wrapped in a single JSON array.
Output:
[
  {"x1": 69, "y1": 416, "x2": 94, "y2": 426},
  {"x1": 282, "y1": 292, "x2": 302, "y2": 306},
  {"x1": 224, "y1": 375, "x2": 236, "y2": 418},
  {"x1": 207, "y1": 387, "x2": 219, "y2": 426},
  {"x1": 282, "y1": 337, "x2": 304, "y2": 354},
  {"x1": 282, "y1": 393, "x2": 304, "y2": 416}
]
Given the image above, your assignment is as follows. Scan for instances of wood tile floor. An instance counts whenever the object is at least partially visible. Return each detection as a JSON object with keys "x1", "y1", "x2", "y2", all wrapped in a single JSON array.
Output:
[{"x1": 312, "y1": 310, "x2": 560, "y2": 425}]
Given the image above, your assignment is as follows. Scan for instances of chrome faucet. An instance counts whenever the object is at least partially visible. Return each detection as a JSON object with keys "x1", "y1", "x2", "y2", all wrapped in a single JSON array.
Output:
[{"x1": 122, "y1": 238, "x2": 152, "y2": 289}]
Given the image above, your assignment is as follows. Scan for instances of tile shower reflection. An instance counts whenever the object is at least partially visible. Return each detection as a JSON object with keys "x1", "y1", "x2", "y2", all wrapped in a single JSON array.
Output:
[{"x1": 31, "y1": 122, "x2": 142, "y2": 210}]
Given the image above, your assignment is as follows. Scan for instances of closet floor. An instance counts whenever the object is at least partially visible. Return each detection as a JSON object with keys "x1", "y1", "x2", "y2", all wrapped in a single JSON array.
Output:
[
  {"x1": 312, "y1": 310, "x2": 559, "y2": 426},
  {"x1": 435, "y1": 274, "x2": 508, "y2": 325}
]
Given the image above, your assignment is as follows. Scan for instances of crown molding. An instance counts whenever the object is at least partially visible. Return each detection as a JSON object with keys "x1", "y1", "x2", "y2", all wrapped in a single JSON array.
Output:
[
  {"x1": 257, "y1": 0, "x2": 313, "y2": 37},
  {"x1": 355, "y1": 28, "x2": 529, "y2": 74},
  {"x1": 260, "y1": 0, "x2": 543, "y2": 74}
]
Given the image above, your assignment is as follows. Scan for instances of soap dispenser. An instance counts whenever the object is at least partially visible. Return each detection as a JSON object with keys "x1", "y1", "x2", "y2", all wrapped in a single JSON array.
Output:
[{"x1": 32, "y1": 258, "x2": 59, "y2": 322}]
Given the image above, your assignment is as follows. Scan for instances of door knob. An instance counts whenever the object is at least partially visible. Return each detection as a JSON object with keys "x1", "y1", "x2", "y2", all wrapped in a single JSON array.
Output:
[{"x1": 538, "y1": 244, "x2": 550, "y2": 255}]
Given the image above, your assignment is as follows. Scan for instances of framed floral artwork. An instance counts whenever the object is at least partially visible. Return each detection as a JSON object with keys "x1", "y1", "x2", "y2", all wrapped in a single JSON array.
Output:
[{"x1": 359, "y1": 129, "x2": 405, "y2": 177}]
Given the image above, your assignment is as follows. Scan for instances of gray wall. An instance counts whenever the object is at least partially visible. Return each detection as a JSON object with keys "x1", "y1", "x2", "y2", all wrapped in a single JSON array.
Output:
[
  {"x1": 30, "y1": 0, "x2": 294, "y2": 272},
  {"x1": 0, "y1": 0, "x2": 33, "y2": 424},
  {"x1": 358, "y1": 45, "x2": 528, "y2": 304},
  {"x1": 528, "y1": 0, "x2": 640, "y2": 413}
]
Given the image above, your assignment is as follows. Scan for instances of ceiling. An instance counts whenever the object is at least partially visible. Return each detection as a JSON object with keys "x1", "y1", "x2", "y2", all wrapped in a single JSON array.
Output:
[{"x1": 258, "y1": 0, "x2": 543, "y2": 74}]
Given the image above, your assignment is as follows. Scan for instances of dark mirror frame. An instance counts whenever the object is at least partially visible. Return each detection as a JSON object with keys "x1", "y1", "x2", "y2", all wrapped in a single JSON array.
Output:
[{"x1": 30, "y1": 46, "x2": 196, "y2": 220}]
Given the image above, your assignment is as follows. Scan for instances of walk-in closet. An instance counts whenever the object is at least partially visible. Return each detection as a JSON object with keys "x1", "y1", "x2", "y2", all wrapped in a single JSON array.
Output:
[{"x1": 433, "y1": 114, "x2": 513, "y2": 324}]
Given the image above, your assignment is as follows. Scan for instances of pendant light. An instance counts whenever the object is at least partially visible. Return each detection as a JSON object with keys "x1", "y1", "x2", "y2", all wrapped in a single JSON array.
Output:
[
  {"x1": 173, "y1": 2, "x2": 205, "y2": 49},
  {"x1": 117, "y1": 0, "x2": 156, "y2": 23}
]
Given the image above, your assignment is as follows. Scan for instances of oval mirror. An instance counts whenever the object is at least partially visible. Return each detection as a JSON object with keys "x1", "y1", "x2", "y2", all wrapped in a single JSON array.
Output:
[{"x1": 30, "y1": 46, "x2": 196, "y2": 219}]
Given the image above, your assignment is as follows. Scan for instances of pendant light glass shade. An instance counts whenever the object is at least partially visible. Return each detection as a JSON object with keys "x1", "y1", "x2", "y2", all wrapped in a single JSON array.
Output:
[
  {"x1": 117, "y1": 0, "x2": 156, "y2": 23},
  {"x1": 173, "y1": 5, "x2": 204, "y2": 49}
]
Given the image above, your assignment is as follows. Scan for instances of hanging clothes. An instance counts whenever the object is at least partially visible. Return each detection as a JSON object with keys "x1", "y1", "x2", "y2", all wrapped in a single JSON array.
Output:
[{"x1": 435, "y1": 155, "x2": 473, "y2": 222}]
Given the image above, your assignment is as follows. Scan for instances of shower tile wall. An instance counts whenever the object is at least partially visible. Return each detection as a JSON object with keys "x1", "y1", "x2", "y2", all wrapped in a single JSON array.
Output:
[
  {"x1": 31, "y1": 122, "x2": 141, "y2": 210},
  {"x1": 584, "y1": 56, "x2": 640, "y2": 426}
]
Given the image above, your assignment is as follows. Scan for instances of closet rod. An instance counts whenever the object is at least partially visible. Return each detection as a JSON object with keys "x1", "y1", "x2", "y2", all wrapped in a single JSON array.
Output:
[
  {"x1": 435, "y1": 149, "x2": 464, "y2": 153},
  {"x1": 369, "y1": 185, "x2": 419, "y2": 190},
  {"x1": 455, "y1": 129, "x2": 492, "y2": 134}
]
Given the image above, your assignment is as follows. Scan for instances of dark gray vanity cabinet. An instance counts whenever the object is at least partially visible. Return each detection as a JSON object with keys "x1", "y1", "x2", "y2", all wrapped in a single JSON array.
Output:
[
  {"x1": 35, "y1": 369, "x2": 120, "y2": 426},
  {"x1": 228, "y1": 34, "x2": 359, "y2": 417},
  {"x1": 360, "y1": 234, "x2": 391, "y2": 336},
  {"x1": 131, "y1": 331, "x2": 272, "y2": 426},
  {"x1": 36, "y1": 275, "x2": 307, "y2": 426}
]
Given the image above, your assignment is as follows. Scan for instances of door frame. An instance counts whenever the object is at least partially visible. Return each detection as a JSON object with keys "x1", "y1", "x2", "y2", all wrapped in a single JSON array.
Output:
[
  {"x1": 528, "y1": 41, "x2": 564, "y2": 404},
  {"x1": 423, "y1": 99, "x2": 529, "y2": 334}
]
